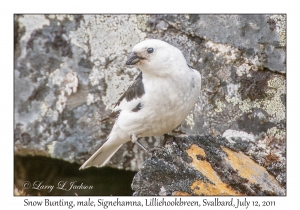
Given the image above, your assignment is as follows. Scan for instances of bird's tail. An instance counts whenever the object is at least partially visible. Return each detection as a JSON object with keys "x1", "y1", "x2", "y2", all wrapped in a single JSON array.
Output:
[{"x1": 79, "y1": 137, "x2": 124, "y2": 170}]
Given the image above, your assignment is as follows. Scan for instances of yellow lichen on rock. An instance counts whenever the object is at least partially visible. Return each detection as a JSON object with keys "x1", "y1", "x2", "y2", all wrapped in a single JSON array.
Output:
[
  {"x1": 186, "y1": 144, "x2": 241, "y2": 195},
  {"x1": 188, "y1": 144, "x2": 206, "y2": 157},
  {"x1": 221, "y1": 146, "x2": 285, "y2": 194},
  {"x1": 172, "y1": 191, "x2": 191, "y2": 196}
]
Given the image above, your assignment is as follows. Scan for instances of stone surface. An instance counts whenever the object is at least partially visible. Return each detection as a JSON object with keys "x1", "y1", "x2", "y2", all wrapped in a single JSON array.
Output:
[
  {"x1": 14, "y1": 14, "x2": 286, "y2": 184},
  {"x1": 132, "y1": 135, "x2": 285, "y2": 196}
]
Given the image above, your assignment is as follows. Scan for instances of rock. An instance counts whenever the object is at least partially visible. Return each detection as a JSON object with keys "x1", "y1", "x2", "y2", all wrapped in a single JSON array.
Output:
[
  {"x1": 132, "y1": 135, "x2": 285, "y2": 196},
  {"x1": 14, "y1": 14, "x2": 286, "y2": 182}
]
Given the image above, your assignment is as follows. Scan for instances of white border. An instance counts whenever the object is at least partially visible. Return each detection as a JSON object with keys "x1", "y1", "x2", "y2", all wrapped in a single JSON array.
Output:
[{"x1": 2, "y1": 0, "x2": 297, "y2": 209}]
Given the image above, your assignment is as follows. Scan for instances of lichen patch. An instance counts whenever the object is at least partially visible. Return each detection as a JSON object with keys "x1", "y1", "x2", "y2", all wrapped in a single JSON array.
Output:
[
  {"x1": 222, "y1": 146, "x2": 284, "y2": 195},
  {"x1": 187, "y1": 144, "x2": 241, "y2": 195}
]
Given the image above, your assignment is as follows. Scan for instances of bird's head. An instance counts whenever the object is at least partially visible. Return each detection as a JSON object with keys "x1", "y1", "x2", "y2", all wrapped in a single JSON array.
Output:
[{"x1": 126, "y1": 39, "x2": 185, "y2": 76}]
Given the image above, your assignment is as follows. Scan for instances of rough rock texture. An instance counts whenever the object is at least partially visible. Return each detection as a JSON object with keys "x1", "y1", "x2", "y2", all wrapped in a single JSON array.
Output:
[
  {"x1": 14, "y1": 14, "x2": 286, "y2": 190},
  {"x1": 132, "y1": 135, "x2": 285, "y2": 196}
]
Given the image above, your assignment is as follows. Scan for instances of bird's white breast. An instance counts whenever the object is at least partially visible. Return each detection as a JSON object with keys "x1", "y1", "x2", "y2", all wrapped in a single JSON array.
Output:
[{"x1": 116, "y1": 67, "x2": 201, "y2": 138}]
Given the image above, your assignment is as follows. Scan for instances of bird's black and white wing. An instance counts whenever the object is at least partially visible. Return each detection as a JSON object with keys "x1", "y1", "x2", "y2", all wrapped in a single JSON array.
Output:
[
  {"x1": 114, "y1": 71, "x2": 145, "y2": 108},
  {"x1": 100, "y1": 71, "x2": 145, "y2": 122}
]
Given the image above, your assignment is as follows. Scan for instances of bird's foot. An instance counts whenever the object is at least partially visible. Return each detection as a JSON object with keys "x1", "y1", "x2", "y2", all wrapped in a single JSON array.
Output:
[
  {"x1": 147, "y1": 146, "x2": 164, "y2": 153},
  {"x1": 131, "y1": 135, "x2": 165, "y2": 154}
]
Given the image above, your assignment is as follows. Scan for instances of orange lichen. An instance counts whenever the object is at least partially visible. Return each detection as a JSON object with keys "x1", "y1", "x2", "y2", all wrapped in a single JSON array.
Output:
[
  {"x1": 188, "y1": 144, "x2": 206, "y2": 157},
  {"x1": 186, "y1": 144, "x2": 242, "y2": 195},
  {"x1": 221, "y1": 147, "x2": 282, "y2": 192},
  {"x1": 172, "y1": 191, "x2": 191, "y2": 196},
  {"x1": 190, "y1": 180, "x2": 240, "y2": 196}
]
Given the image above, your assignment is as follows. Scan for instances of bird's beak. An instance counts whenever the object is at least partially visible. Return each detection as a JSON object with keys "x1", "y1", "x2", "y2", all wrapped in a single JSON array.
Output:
[{"x1": 126, "y1": 52, "x2": 141, "y2": 65}]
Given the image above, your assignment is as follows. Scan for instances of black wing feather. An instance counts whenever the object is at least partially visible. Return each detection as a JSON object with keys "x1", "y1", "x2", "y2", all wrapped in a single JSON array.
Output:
[
  {"x1": 100, "y1": 71, "x2": 145, "y2": 122},
  {"x1": 114, "y1": 71, "x2": 144, "y2": 107}
]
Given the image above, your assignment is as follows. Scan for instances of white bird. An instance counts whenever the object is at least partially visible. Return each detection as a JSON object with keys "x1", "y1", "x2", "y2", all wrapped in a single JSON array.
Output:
[{"x1": 80, "y1": 39, "x2": 201, "y2": 169}]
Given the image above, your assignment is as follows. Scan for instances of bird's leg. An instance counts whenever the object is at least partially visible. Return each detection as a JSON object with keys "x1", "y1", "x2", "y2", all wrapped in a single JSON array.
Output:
[
  {"x1": 135, "y1": 141, "x2": 148, "y2": 152},
  {"x1": 130, "y1": 134, "x2": 148, "y2": 152},
  {"x1": 130, "y1": 134, "x2": 138, "y2": 143}
]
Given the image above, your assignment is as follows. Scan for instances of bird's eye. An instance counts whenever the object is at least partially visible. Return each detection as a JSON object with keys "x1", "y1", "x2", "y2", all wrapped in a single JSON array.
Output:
[{"x1": 147, "y1": 48, "x2": 154, "y2": 54}]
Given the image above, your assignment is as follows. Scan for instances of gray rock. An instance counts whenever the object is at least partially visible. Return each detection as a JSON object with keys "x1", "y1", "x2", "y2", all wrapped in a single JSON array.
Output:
[{"x1": 132, "y1": 135, "x2": 285, "y2": 195}]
